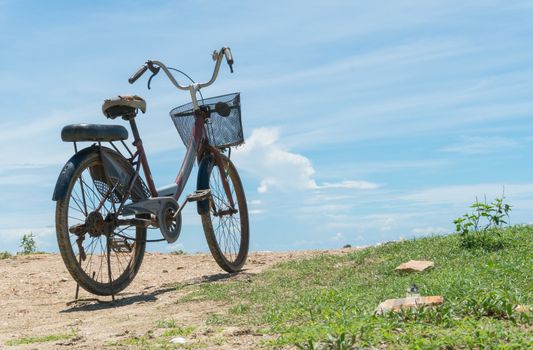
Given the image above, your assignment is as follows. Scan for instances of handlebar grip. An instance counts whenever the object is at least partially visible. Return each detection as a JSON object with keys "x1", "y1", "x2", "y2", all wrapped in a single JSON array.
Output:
[
  {"x1": 128, "y1": 64, "x2": 148, "y2": 84},
  {"x1": 224, "y1": 47, "x2": 234, "y2": 73}
]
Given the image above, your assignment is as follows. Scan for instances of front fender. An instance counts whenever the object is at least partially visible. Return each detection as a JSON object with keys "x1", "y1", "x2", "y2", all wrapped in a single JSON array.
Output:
[
  {"x1": 196, "y1": 154, "x2": 213, "y2": 215},
  {"x1": 52, "y1": 146, "x2": 98, "y2": 201}
]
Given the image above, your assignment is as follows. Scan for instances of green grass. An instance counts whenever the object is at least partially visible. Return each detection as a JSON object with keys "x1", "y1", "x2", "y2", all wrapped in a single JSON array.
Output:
[
  {"x1": 0, "y1": 251, "x2": 12, "y2": 259},
  {"x1": 6, "y1": 332, "x2": 75, "y2": 346},
  {"x1": 178, "y1": 226, "x2": 533, "y2": 349},
  {"x1": 162, "y1": 326, "x2": 195, "y2": 337}
]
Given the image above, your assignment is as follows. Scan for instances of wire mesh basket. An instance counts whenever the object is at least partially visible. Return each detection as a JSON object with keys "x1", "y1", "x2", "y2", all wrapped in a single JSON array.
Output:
[{"x1": 169, "y1": 92, "x2": 243, "y2": 148}]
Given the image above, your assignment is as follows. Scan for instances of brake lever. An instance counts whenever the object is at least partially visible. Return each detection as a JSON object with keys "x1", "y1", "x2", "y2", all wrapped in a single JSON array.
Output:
[
  {"x1": 224, "y1": 48, "x2": 234, "y2": 73},
  {"x1": 146, "y1": 64, "x2": 160, "y2": 90}
]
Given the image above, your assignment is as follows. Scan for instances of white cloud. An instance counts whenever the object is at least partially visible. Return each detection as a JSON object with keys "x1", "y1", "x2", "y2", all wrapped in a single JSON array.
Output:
[
  {"x1": 331, "y1": 232, "x2": 344, "y2": 241},
  {"x1": 232, "y1": 127, "x2": 316, "y2": 192},
  {"x1": 325, "y1": 213, "x2": 414, "y2": 232},
  {"x1": 441, "y1": 136, "x2": 519, "y2": 155},
  {"x1": 402, "y1": 183, "x2": 533, "y2": 205},
  {"x1": 316, "y1": 180, "x2": 380, "y2": 190},
  {"x1": 233, "y1": 127, "x2": 378, "y2": 194}
]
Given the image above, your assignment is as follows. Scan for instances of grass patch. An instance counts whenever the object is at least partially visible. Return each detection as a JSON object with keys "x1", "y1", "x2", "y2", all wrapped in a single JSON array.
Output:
[
  {"x1": 6, "y1": 332, "x2": 75, "y2": 346},
  {"x1": 171, "y1": 249, "x2": 187, "y2": 255},
  {"x1": 162, "y1": 326, "x2": 195, "y2": 337},
  {"x1": 156, "y1": 318, "x2": 178, "y2": 329},
  {"x1": 111, "y1": 329, "x2": 204, "y2": 350},
  {"x1": 0, "y1": 251, "x2": 12, "y2": 259},
  {"x1": 182, "y1": 226, "x2": 533, "y2": 349}
]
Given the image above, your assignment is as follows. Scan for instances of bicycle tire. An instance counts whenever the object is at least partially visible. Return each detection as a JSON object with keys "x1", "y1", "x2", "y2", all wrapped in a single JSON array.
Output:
[
  {"x1": 55, "y1": 150, "x2": 146, "y2": 296},
  {"x1": 199, "y1": 154, "x2": 249, "y2": 272}
]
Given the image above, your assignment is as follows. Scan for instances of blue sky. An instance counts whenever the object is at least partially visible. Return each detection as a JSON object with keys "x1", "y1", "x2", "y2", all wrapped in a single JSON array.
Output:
[{"x1": 1, "y1": 0, "x2": 533, "y2": 253}]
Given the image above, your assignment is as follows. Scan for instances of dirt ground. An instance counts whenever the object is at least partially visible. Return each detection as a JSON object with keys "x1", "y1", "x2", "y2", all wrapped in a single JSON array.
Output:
[{"x1": 0, "y1": 249, "x2": 354, "y2": 349}]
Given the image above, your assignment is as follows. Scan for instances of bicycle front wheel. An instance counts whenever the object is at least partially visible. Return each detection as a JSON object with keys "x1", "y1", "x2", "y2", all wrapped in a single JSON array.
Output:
[
  {"x1": 55, "y1": 150, "x2": 146, "y2": 296},
  {"x1": 199, "y1": 154, "x2": 249, "y2": 272}
]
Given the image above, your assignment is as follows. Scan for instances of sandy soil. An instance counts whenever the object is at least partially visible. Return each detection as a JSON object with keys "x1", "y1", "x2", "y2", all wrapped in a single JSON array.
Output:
[{"x1": 0, "y1": 249, "x2": 355, "y2": 349}]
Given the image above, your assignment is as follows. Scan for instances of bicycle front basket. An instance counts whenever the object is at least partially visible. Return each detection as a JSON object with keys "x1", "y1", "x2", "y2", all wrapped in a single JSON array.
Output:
[{"x1": 169, "y1": 92, "x2": 243, "y2": 148}]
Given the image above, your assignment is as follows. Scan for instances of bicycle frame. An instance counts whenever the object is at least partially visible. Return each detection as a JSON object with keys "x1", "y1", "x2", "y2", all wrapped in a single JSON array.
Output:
[{"x1": 121, "y1": 108, "x2": 235, "y2": 212}]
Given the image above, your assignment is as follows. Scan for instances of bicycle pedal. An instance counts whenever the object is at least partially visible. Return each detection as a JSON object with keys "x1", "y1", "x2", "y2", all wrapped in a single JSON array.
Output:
[
  {"x1": 109, "y1": 237, "x2": 134, "y2": 253},
  {"x1": 186, "y1": 189, "x2": 211, "y2": 202}
]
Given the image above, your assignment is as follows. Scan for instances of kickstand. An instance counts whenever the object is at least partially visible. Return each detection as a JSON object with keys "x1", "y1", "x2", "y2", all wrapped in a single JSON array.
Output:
[
  {"x1": 70, "y1": 254, "x2": 115, "y2": 304},
  {"x1": 74, "y1": 253, "x2": 82, "y2": 300}
]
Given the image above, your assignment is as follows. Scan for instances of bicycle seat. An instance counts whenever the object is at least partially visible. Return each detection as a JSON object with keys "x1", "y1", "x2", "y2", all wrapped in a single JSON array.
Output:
[
  {"x1": 61, "y1": 124, "x2": 129, "y2": 142},
  {"x1": 102, "y1": 95, "x2": 146, "y2": 120}
]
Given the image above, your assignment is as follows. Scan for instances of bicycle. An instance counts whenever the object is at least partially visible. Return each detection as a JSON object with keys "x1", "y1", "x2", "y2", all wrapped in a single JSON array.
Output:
[{"x1": 52, "y1": 47, "x2": 249, "y2": 296}]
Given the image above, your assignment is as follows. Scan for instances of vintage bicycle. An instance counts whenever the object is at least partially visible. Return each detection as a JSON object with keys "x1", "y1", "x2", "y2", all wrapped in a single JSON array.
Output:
[{"x1": 52, "y1": 47, "x2": 249, "y2": 296}]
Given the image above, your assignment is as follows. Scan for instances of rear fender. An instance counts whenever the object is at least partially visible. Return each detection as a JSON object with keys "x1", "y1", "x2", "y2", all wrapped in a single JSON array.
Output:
[
  {"x1": 52, "y1": 145, "x2": 135, "y2": 201},
  {"x1": 52, "y1": 146, "x2": 98, "y2": 201}
]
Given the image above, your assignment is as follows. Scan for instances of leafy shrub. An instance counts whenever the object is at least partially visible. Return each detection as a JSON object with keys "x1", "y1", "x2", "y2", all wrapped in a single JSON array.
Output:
[
  {"x1": 19, "y1": 232, "x2": 36, "y2": 254},
  {"x1": 171, "y1": 249, "x2": 186, "y2": 255},
  {"x1": 453, "y1": 196, "x2": 510, "y2": 250},
  {"x1": 0, "y1": 251, "x2": 13, "y2": 259},
  {"x1": 296, "y1": 333, "x2": 357, "y2": 350},
  {"x1": 462, "y1": 290, "x2": 517, "y2": 320}
]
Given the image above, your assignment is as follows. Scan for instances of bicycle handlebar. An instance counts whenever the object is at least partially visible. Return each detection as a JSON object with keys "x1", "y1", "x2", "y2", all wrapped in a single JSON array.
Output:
[
  {"x1": 128, "y1": 64, "x2": 148, "y2": 84},
  {"x1": 128, "y1": 46, "x2": 234, "y2": 90}
]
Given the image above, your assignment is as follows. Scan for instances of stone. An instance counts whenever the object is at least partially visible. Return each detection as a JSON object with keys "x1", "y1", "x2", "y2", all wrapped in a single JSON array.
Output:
[
  {"x1": 169, "y1": 337, "x2": 187, "y2": 344},
  {"x1": 395, "y1": 260, "x2": 434, "y2": 273},
  {"x1": 222, "y1": 327, "x2": 253, "y2": 337},
  {"x1": 375, "y1": 296, "x2": 444, "y2": 315},
  {"x1": 514, "y1": 305, "x2": 531, "y2": 313}
]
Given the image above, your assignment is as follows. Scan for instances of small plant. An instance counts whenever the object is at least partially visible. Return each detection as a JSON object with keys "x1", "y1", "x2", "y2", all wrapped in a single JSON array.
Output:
[
  {"x1": 171, "y1": 249, "x2": 186, "y2": 255},
  {"x1": 6, "y1": 332, "x2": 76, "y2": 346},
  {"x1": 296, "y1": 333, "x2": 358, "y2": 350},
  {"x1": 19, "y1": 232, "x2": 37, "y2": 254},
  {"x1": 156, "y1": 318, "x2": 177, "y2": 328},
  {"x1": 453, "y1": 195, "x2": 511, "y2": 250},
  {"x1": 462, "y1": 290, "x2": 516, "y2": 320},
  {"x1": 0, "y1": 251, "x2": 13, "y2": 259}
]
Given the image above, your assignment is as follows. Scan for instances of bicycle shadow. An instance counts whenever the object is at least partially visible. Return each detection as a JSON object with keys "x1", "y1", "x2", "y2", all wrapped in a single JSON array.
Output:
[{"x1": 60, "y1": 270, "x2": 255, "y2": 313}]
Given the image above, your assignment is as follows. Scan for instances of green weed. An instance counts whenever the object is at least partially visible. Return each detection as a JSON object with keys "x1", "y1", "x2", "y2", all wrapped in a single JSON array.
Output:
[
  {"x1": 162, "y1": 326, "x2": 195, "y2": 337},
  {"x1": 19, "y1": 232, "x2": 36, "y2": 254},
  {"x1": 6, "y1": 332, "x2": 75, "y2": 346},
  {"x1": 454, "y1": 195, "x2": 511, "y2": 250},
  {"x1": 0, "y1": 251, "x2": 12, "y2": 259}
]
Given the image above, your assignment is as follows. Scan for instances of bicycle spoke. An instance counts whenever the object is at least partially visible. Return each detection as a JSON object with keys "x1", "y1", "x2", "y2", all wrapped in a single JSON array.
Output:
[{"x1": 61, "y1": 157, "x2": 144, "y2": 292}]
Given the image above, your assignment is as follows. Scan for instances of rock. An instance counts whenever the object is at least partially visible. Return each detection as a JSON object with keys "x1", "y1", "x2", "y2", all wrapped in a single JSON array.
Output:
[
  {"x1": 222, "y1": 327, "x2": 253, "y2": 336},
  {"x1": 162, "y1": 270, "x2": 169, "y2": 273},
  {"x1": 169, "y1": 337, "x2": 187, "y2": 344},
  {"x1": 395, "y1": 260, "x2": 434, "y2": 273},
  {"x1": 375, "y1": 296, "x2": 444, "y2": 315},
  {"x1": 514, "y1": 305, "x2": 531, "y2": 313}
]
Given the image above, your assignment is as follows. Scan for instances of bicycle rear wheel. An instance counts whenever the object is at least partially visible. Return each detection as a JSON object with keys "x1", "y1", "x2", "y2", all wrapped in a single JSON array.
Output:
[
  {"x1": 55, "y1": 150, "x2": 146, "y2": 296},
  {"x1": 199, "y1": 154, "x2": 249, "y2": 272}
]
